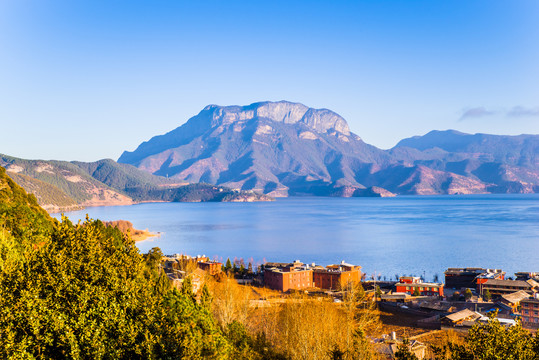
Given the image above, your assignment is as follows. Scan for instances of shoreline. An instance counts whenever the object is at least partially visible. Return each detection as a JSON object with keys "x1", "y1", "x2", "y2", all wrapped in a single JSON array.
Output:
[{"x1": 131, "y1": 229, "x2": 161, "y2": 242}]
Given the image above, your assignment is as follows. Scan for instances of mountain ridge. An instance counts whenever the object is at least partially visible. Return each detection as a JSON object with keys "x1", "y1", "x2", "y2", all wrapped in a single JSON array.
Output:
[
  {"x1": 1, "y1": 154, "x2": 273, "y2": 212},
  {"x1": 118, "y1": 101, "x2": 539, "y2": 196}
]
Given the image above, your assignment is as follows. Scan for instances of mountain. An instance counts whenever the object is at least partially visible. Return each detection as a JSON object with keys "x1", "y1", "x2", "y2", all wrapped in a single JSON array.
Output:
[
  {"x1": 1, "y1": 155, "x2": 133, "y2": 211},
  {"x1": 391, "y1": 130, "x2": 539, "y2": 193},
  {"x1": 119, "y1": 101, "x2": 539, "y2": 196},
  {"x1": 1, "y1": 155, "x2": 272, "y2": 211},
  {"x1": 119, "y1": 101, "x2": 392, "y2": 196}
]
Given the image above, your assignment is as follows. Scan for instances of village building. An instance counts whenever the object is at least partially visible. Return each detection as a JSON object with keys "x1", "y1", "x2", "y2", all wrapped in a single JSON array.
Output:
[
  {"x1": 395, "y1": 276, "x2": 444, "y2": 297},
  {"x1": 478, "y1": 279, "x2": 539, "y2": 297},
  {"x1": 263, "y1": 260, "x2": 314, "y2": 292},
  {"x1": 380, "y1": 292, "x2": 412, "y2": 303},
  {"x1": 445, "y1": 268, "x2": 489, "y2": 289},
  {"x1": 263, "y1": 260, "x2": 362, "y2": 292},
  {"x1": 521, "y1": 297, "x2": 539, "y2": 329},
  {"x1": 499, "y1": 290, "x2": 530, "y2": 313},
  {"x1": 380, "y1": 338, "x2": 427, "y2": 360},
  {"x1": 515, "y1": 272, "x2": 539, "y2": 281},
  {"x1": 444, "y1": 267, "x2": 505, "y2": 289},
  {"x1": 475, "y1": 270, "x2": 506, "y2": 289},
  {"x1": 312, "y1": 261, "x2": 362, "y2": 290},
  {"x1": 441, "y1": 309, "x2": 482, "y2": 328},
  {"x1": 197, "y1": 260, "x2": 222, "y2": 276}
]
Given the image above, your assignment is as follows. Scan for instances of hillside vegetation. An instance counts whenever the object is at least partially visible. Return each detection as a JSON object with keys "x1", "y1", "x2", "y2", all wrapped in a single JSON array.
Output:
[
  {"x1": 6, "y1": 171, "x2": 81, "y2": 211},
  {"x1": 0, "y1": 167, "x2": 277, "y2": 358},
  {"x1": 1, "y1": 155, "x2": 272, "y2": 211}
]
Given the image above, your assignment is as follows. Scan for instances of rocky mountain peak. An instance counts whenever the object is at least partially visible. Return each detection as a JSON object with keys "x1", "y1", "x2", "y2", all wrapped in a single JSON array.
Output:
[{"x1": 201, "y1": 101, "x2": 350, "y2": 135}]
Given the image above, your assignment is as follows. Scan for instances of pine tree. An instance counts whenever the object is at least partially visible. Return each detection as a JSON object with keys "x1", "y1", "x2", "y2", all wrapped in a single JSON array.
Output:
[{"x1": 200, "y1": 283, "x2": 212, "y2": 309}]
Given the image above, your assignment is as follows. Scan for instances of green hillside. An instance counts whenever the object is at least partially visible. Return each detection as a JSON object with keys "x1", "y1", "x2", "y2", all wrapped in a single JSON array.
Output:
[
  {"x1": 6, "y1": 171, "x2": 79, "y2": 210},
  {"x1": 0, "y1": 154, "x2": 116, "y2": 203},
  {"x1": 72, "y1": 158, "x2": 173, "y2": 190},
  {"x1": 1, "y1": 154, "x2": 272, "y2": 210},
  {"x1": 0, "y1": 165, "x2": 283, "y2": 358},
  {"x1": 0, "y1": 166, "x2": 54, "y2": 243},
  {"x1": 125, "y1": 182, "x2": 272, "y2": 202}
]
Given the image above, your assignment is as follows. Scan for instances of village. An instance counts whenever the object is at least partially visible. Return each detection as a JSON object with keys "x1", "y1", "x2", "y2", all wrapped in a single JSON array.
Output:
[{"x1": 161, "y1": 254, "x2": 539, "y2": 359}]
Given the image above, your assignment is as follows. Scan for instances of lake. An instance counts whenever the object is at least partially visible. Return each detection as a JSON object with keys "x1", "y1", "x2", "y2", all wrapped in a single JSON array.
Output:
[{"x1": 55, "y1": 195, "x2": 539, "y2": 282}]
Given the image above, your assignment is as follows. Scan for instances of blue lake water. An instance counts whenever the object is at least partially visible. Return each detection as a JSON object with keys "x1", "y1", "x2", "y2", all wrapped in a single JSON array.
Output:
[{"x1": 56, "y1": 195, "x2": 539, "y2": 282}]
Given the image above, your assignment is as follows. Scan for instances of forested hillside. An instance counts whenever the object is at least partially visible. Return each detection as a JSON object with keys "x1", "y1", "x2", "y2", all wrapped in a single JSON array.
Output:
[
  {"x1": 0, "y1": 167, "x2": 274, "y2": 358},
  {"x1": 0, "y1": 156, "x2": 273, "y2": 211}
]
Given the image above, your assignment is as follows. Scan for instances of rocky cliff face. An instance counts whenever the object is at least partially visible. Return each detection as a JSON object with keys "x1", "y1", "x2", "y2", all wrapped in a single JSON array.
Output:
[{"x1": 119, "y1": 101, "x2": 539, "y2": 196}]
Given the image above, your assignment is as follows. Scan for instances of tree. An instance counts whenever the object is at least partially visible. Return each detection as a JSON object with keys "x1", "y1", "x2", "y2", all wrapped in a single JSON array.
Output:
[
  {"x1": 464, "y1": 288, "x2": 473, "y2": 301},
  {"x1": 394, "y1": 339, "x2": 419, "y2": 360},
  {"x1": 0, "y1": 169, "x2": 273, "y2": 358},
  {"x1": 144, "y1": 247, "x2": 164, "y2": 269},
  {"x1": 200, "y1": 283, "x2": 212, "y2": 309},
  {"x1": 413, "y1": 287, "x2": 420, "y2": 297},
  {"x1": 483, "y1": 289, "x2": 492, "y2": 301},
  {"x1": 225, "y1": 258, "x2": 232, "y2": 272},
  {"x1": 0, "y1": 215, "x2": 236, "y2": 359},
  {"x1": 240, "y1": 263, "x2": 246, "y2": 276},
  {"x1": 375, "y1": 285, "x2": 382, "y2": 300},
  {"x1": 181, "y1": 276, "x2": 196, "y2": 303},
  {"x1": 432, "y1": 312, "x2": 539, "y2": 360}
]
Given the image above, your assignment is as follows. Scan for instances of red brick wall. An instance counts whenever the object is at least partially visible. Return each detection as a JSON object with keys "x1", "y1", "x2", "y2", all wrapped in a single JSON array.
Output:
[
  {"x1": 521, "y1": 300, "x2": 539, "y2": 329},
  {"x1": 264, "y1": 270, "x2": 313, "y2": 292},
  {"x1": 314, "y1": 270, "x2": 362, "y2": 290}
]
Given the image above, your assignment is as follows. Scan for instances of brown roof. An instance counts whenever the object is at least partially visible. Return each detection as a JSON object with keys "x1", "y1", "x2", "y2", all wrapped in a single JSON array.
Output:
[
  {"x1": 444, "y1": 309, "x2": 481, "y2": 323},
  {"x1": 521, "y1": 297, "x2": 539, "y2": 304},
  {"x1": 501, "y1": 290, "x2": 531, "y2": 305},
  {"x1": 483, "y1": 279, "x2": 531, "y2": 288}
]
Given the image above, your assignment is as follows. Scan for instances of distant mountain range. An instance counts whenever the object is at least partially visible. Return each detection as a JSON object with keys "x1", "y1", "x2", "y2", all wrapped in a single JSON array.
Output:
[
  {"x1": 3, "y1": 101, "x2": 537, "y2": 211},
  {"x1": 118, "y1": 101, "x2": 539, "y2": 196},
  {"x1": 0, "y1": 155, "x2": 272, "y2": 212}
]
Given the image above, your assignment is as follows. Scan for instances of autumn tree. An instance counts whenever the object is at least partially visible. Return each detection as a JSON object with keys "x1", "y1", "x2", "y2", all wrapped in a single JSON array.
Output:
[{"x1": 432, "y1": 312, "x2": 539, "y2": 360}]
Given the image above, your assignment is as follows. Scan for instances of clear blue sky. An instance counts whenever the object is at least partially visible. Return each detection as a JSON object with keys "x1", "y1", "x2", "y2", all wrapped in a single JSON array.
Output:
[{"x1": 1, "y1": 0, "x2": 538, "y2": 161}]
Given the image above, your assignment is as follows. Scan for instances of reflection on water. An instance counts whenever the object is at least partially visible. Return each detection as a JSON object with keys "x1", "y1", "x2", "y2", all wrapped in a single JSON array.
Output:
[{"x1": 56, "y1": 194, "x2": 539, "y2": 281}]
